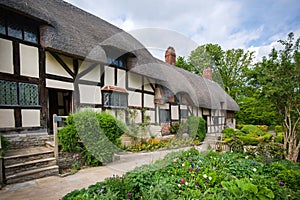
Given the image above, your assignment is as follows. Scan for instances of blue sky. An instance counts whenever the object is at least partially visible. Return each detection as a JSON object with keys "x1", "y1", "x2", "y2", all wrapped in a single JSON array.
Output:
[{"x1": 65, "y1": 0, "x2": 300, "y2": 61}]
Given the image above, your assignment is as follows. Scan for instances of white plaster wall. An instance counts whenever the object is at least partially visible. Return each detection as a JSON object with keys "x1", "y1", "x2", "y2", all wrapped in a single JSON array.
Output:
[
  {"x1": 159, "y1": 103, "x2": 169, "y2": 109},
  {"x1": 46, "y1": 52, "x2": 72, "y2": 78},
  {"x1": 104, "y1": 66, "x2": 114, "y2": 86},
  {"x1": 181, "y1": 105, "x2": 187, "y2": 110},
  {"x1": 171, "y1": 105, "x2": 179, "y2": 120},
  {"x1": 0, "y1": 109, "x2": 14, "y2": 128},
  {"x1": 128, "y1": 72, "x2": 142, "y2": 89},
  {"x1": 22, "y1": 109, "x2": 40, "y2": 127},
  {"x1": 128, "y1": 91, "x2": 141, "y2": 107},
  {"x1": 78, "y1": 61, "x2": 100, "y2": 82},
  {"x1": 79, "y1": 84, "x2": 101, "y2": 104},
  {"x1": 116, "y1": 110, "x2": 126, "y2": 123},
  {"x1": 46, "y1": 79, "x2": 74, "y2": 90},
  {"x1": 0, "y1": 38, "x2": 13, "y2": 74},
  {"x1": 117, "y1": 69, "x2": 126, "y2": 88},
  {"x1": 58, "y1": 55, "x2": 74, "y2": 72},
  {"x1": 203, "y1": 109, "x2": 210, "y2": 115},
  {"x1": 144, "y1": 94, "x2": 154, "y2": 108},
  {"x1": 146, "y1": 110, "x2": 155, "y2": 123},
  {"x1": 135, "y1": 111, "x2": 142, "y2": 123},
  {"x1": 144, "y1": 78, "x2": 155, "y2": 92},
  {"x1": 198, "y1": 108, "x2": 203, "y2": 117},
  {"x1": 20, "y1": 44, "x2": 39, "y2": 78}
]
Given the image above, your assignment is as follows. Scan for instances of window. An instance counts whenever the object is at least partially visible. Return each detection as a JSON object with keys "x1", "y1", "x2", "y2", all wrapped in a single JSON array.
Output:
[
  {"x1": 159, "y1": 109, "x2": 170, "y2": 123},
  {"x1": 180, "y1": 109, "x2": 188, "y2": 119},
  {"x1": 103, "y1": 92, "x2": 127, "y2": 108},
  {"x1": 0, "y1": 9, "x2": 39, "y2": 44},
  {"x1": 0, "y1": 80, "x2": 39, "y2": 106},
  {"x1": 0, "y1": 80, "x2": 18, "y2": 105},
  {"x1": 107, "y1": 57, "x2": 126, "y2": 69}
]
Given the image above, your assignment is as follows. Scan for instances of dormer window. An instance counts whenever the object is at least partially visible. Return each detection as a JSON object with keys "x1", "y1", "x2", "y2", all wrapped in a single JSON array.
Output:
[
  {"x1": 0, "y1": 8, "x2": 39, "y2": 44},
  {"x1": 107, "y1": 56, "x2": 126, "y2": 69}
]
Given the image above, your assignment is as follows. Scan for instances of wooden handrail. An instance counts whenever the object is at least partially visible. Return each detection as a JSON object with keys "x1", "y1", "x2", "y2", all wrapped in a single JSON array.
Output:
[
  {"x1": 0, "y1": 134, "x2": 3, "y2": 188},
  {"x1": 53, "y1": 114, "x2": 68, "y2": 163}
]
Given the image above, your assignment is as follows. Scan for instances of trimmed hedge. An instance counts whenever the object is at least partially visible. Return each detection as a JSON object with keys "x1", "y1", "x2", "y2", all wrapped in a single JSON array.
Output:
[{"x1": 241, "y1": 125, "x2": 266, "y2": 137}]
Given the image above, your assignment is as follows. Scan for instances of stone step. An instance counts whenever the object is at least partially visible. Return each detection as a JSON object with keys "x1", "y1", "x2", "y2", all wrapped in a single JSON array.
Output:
[
  {"x1": 45, "y1": 141, "x2": 55, "y2": 148},
  {"x1": 6, "y1": 165, "x2": 59, "y2": 184},
  {"x1": 4, "y1": 146, "x2": 54, "y2": 166},
  {"x1": 5, "y1": 157, "x2": 56, "y2": 176}
]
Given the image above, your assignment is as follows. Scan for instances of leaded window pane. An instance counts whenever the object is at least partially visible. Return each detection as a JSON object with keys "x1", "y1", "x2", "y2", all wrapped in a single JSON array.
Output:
[
  {"x1": 0, "y1": 17, "x2": 5, "y2": 35},
  {"x1": 24, "y1": 25, "x2": 38, "y2": 43},
  {"x1": 0, "y1": 80, "x2": 18, "y2": 105},
  {"x1": 7, "y1": 20, "x2": 22, "y2": 39},
  {"x1": 160, "y1": 109, "x2": 170, "y2": 123},
  {"x1": 19, "y1": 83, "x2": 39, "y2": 106}
]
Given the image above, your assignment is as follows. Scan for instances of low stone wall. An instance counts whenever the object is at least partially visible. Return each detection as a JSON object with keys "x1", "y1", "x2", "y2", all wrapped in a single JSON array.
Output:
[
  {"x1": 3, "y1": 132, "x2": 53, "y2": 150},
  {"x1": 58, "y1": 151, "x2": 84, "y2": 172}
]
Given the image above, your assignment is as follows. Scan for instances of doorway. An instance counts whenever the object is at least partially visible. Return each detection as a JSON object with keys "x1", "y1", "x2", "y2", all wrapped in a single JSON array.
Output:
[{"x1": 48, "y1": 89, "x2": 72, "y2": 134}]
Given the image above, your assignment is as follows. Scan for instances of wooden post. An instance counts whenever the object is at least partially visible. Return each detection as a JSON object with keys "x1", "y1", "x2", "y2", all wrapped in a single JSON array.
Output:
[
  {"x1": 53, "y1": 114, "x2": 59, "y2": 162},
  {"x1": 0, "y1": 135, "x2": 3, "y2": 188}
]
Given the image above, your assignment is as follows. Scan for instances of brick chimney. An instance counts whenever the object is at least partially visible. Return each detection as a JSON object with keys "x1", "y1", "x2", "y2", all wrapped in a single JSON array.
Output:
[
  {"x1": 165, "y1": 46, "x2": 176, "y2": 66},
  {"x1": 202, "y1": 67, "x2": 212, "y2": 80}
]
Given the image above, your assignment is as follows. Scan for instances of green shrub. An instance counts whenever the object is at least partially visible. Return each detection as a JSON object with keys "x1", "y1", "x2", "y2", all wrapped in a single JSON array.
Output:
[
  {"x1": 241, "y1": 125, "x2": 265, "y2": 137},
  {"x1": 274, "y1": 135, "x2": 284, "y2": 144},
  {"x1": 222, "y1": 128, "x2": 235, "y2": 138},
  {"x1": 170, "y1": 122, "x2": 180, "y2": 135},
  {"x1": 58, "y1": 110, "x2": 126, "y2": 166},
  {"x1": 0, "y1": 135, "x2": 9, "y2": 156},
  {"x1": 260, "y1": 133, "x2": 273, "y2": 142},
  {"x1": 256, "y1": 125, "x2": 268, "y2": 132},
  {"x1": 236, "y1": 124, "x2": 244, "y2": 130},
  {"x1": 275, "y1": 125, "x2": 285, "y2": 134},
  {"x1": 186, "y1": 116, "x2": 206, "y2": 141},
  {"x1": 226, "y1": 137, "x2": 244, "y2": 153},
  {"x1": 238, "y1": 135, "x2": 260, "y2": 145}
]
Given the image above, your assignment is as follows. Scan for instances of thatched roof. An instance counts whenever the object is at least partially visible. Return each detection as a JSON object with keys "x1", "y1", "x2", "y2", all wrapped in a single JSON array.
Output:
[{"x1": 0, "y1": 0, "x2": 239, "y2": 111}]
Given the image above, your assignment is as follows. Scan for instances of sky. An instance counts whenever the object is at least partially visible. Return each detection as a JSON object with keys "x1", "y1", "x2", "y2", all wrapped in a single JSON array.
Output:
[{"x1": 65, "y1": 0, "x2": 300, "y2": 62}]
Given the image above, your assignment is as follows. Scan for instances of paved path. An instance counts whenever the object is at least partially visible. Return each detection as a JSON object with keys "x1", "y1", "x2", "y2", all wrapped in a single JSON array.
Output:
[{"x1": 0, "y1": 146, "x2": 206, "y2": 200}]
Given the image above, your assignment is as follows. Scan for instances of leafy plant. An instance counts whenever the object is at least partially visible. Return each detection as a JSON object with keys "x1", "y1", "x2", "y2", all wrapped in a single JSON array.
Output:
[
  {"x1": 0, "y1": 135, "x2": 9, "y2": 156},
  {"x1": 186, "y1": 116, "x2": 206, "y2": 141},
  {"x1": 241, "y1": 125, "x2": 266, "y2": 137}
]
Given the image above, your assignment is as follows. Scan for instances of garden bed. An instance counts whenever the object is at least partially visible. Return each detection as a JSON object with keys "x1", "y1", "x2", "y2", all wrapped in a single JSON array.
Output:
[{"x1": 62, "y1": 148, "x2": 300, "y2": 199}]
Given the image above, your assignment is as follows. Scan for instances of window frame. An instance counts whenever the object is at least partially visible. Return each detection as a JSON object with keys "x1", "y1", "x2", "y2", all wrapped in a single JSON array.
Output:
[
  {"x1": 0, "y1": 8, "x2": 39, "y2": 44},
  {"x1": 102, "y1": 91, "x2": 128, "y2": 109},
  {"x1": 0, "y1": 80, "x2": 40, "y2": 107},
  {"x1": 159, "y1": 109, "x2": 171, "y2": 123}
]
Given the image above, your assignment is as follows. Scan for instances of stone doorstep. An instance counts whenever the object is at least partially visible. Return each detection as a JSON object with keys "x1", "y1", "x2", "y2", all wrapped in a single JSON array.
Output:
[
  {"x1": 5, "y1": 157, "x2": 56, "y2": 171},
  {"x1": 4, "y1": 146, "x2": 54, "y2": 159},
  {"x1": 6, "y1": 165, "x2": 59, "y2": 184}
]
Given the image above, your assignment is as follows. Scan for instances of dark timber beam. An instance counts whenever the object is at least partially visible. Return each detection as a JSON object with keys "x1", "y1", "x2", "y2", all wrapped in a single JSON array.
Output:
[{"x1": 50, "y1": 52, "x2": 75, "y2": 79}]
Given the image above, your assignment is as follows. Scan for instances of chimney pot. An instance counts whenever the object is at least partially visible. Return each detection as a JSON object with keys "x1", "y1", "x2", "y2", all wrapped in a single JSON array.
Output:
[
  {"x1": 165, "y1": 46, "x2": 176, "y2": 66},
  {"x1": 202, "y1": 67, "x2": 213, "y2": 80}
]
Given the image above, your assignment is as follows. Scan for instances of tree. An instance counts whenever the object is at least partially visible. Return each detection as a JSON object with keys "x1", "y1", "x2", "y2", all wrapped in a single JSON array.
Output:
[
  {"x1": 253, "y1": 32, "x2": 300, "y2": 161},
  {"x1": 187, "y1": 44, "x2": 254, "y2": 100}
]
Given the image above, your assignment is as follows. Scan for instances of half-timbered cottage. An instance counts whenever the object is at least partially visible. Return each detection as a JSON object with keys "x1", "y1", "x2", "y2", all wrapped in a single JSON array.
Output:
[
  {"x1": 0, "y1": 0, "x2": 239, "y2": 138},
  {"x1": 0, "y1": 0, "x2": 239, "y2": 184}
]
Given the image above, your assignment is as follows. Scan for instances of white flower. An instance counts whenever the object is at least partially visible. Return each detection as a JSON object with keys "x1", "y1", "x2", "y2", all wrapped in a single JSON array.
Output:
[
  {"x1": 203, "y1": 174, "x2": 207, "y2": 178},
  {"x1": 209, "y1": 176, "x2": 212, "y2": 181},
  {"x1": 245, "y1": 156, "x2": 249, "y2": 159},
  {"x1": 185, "y1": 182, "x2": 188, "y2": 186},
  {"x1": 253, "y1": 168, "x2": 257, "y2": 172},
  {"x1": 178, "y1": 184, "x2": 181, "y2": 187},
  {"x1": 250, "y1": 178, "x2": 253, "y2": 181},
  {"x1": 182, "y1": 163, "x2": 185, "y2": 167}
]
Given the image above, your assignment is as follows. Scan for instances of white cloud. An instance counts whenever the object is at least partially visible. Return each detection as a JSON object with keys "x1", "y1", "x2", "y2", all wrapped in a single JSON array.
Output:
[{"x1": 65, "y1": 0, "x2": 300, "y2": 62}]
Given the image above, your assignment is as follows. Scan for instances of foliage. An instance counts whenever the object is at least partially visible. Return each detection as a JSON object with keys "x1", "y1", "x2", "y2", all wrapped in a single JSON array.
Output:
[
  {"x1": 186, "y1": 116, "x2": 206, "y2": 141},
  {"x1": 235, "y1": 96, "x2": 279, "y2": 126},
  {"x1": 63, "y1": 149, "x2": 300, "y2": 199},
  {"x1": 187, "y1": 44, "x2": 254, "y2": 100},
  {"x1": 238, "y1": 136, "x2": 260, "y2": 146},
  {"x1": 241, "y1": 125, "x2": 266, "y2": 137},
  {"x1": 58, "y1": 110, "x2": 126, "y2": 166},
  {"x1": 227, "y1": 137, "x2": 244, "y2": 153},
  {"x1": 0, "y1": 135, "x2": 9, "y2": 156},
  {"x1": 256, "y1": 125, "x2": 268, "y2": 132},
  {"x1": 251, "y1": 32, "x2": 300, "y2": 161}
]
